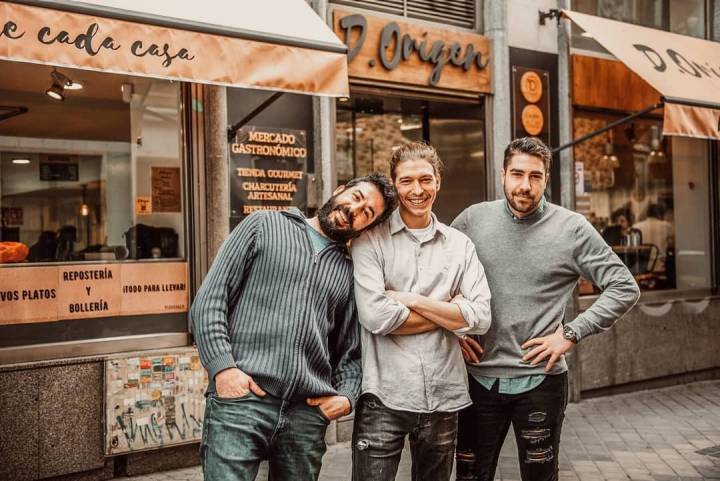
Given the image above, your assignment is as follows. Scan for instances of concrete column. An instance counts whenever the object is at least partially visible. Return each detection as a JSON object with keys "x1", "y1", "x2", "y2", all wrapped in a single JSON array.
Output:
[
  {"x1": 312, "y1": 0, "x2": 337, "y2": 203},
  {"x1": 557, "y1": 0, "x2": 581, "y2": 402},
  {"x1": 483, "y1": 0, "x2": 512, "y2": 200},
  {"x1": 203, "y1": 85, "x2": 230, "y2": 264},
  {"x1": 713, "y1": 0, "x2": 720, "y2": 41}
]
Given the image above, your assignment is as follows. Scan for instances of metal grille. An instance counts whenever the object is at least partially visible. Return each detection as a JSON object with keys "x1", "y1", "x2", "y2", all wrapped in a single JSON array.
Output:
[{"x1": 333, "y1": 0, "x2": 477, "y2": 29}]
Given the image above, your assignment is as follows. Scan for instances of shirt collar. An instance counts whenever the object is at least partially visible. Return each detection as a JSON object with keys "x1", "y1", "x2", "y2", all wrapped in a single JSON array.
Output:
[
  {"x1": 504, "y1": 196, "x2": 547, "y2": 222},
  {"x1": 389, "y1": 208, "x2": 448, "y2": 239}
]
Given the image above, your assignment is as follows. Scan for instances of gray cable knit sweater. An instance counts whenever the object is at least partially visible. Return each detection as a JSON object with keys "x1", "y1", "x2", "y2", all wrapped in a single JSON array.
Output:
[{"x1": 191, "y1": 209, "x2": 361, "y2": 405}]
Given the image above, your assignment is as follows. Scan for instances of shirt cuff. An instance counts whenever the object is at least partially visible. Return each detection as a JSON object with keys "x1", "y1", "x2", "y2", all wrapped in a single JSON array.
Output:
[
  {"x1": 335, "y1": 386, "x2": 359, "y2": 412},
  {"x1": 205, "y1": 352, "x2": 237, "y2": 381},
  {"x1": 451, "y1": 298, "x2": 479, "y2": 336}
]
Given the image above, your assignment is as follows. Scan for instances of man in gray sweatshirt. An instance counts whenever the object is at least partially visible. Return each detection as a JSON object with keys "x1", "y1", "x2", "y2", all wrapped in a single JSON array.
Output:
[
  {"x1": 191, "y1": 173, "x2": 396, "y2": 481},
  {"x1": 452, "y1": 137, "x2": 640, "y2": 481}
]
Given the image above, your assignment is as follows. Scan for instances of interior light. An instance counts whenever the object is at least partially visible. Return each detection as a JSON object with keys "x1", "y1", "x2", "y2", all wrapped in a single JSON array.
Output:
[
  {"x1": 648, "y1": 125, "x2": 666, "y2": 164},
  {"x1": 339, "y1": 97, "x2": 349, "y2": 102},
  {"x1": 80, "y1": 203, "x2": 90, "y2": 217},
  {"x1": 12, "y1": 158, "x2": 31, "y2": 165},
  {"x1": 601, "y1": 143, "x2": 620, "y2": 169},
  {"x1": 46, "y1": 69, "x2": 82, "y2": 101},
  {"x1": 46, "y1": 81, "x2": 65, "y2": 101},
  {"x1": 65, "y1": 81, "x2": 83, "y2": 90}
]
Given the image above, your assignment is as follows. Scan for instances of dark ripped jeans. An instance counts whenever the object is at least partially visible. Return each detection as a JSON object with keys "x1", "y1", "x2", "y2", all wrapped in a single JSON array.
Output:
[
  {"x1": 352, "y1": 393, "x2": 458, "y2": 481},
  {"x1": 456, "y1": 373, "x2": 568, "y2": 481}
]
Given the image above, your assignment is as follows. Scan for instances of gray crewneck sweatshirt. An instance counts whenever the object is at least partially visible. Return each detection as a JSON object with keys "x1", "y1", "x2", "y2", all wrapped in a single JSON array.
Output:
[{"x1": 451, "y1": 199, "x2": 640, "y2": 378}]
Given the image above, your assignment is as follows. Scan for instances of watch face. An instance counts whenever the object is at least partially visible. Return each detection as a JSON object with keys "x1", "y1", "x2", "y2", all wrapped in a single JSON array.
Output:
[{"x1": 563, "y1": 327, "x2": 575, "y2": 340}]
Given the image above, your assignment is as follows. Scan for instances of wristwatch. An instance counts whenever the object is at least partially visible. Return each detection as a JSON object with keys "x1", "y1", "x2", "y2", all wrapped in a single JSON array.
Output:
[{"x1": 563, "y1": 325, "x2": 579, "y2": 343}]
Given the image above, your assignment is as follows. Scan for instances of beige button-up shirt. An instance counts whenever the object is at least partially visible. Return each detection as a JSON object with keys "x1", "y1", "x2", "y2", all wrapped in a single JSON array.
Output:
[{"x1": 351, "y1": 209, "x2": 492, "y2": 413}]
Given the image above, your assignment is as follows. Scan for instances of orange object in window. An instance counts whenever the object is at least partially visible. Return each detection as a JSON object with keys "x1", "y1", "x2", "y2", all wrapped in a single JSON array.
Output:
[{"x1": 0, "y1": 242, "x2": 29, "y2": 263}]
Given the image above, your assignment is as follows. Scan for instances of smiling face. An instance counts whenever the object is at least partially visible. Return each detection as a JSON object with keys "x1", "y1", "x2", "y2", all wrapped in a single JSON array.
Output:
[
  {"x1": 317, "y1": 181, "x2": 386, "y2": 242},
  {"x1": 501, "y1": 153, "x2": 548, "y2": 218},
  {"x1": 393, "y1": 158, "x2": 440, "y2": 228}
]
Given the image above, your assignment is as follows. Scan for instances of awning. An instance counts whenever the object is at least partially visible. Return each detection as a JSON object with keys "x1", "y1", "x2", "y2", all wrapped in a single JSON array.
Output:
[
  {"x1": 0, "y1": 0, "x2": 349, "y2": 96},
  {"x1": 562, "y1": 10, "x2": 720, "y2": 140}
]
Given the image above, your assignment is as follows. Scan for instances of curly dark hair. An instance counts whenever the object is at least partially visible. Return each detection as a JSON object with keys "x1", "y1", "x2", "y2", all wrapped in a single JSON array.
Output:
[
  {"x1": 611, "y1": 207, "x2": 634, "y2": 225},
  {"x1": 503, "y1": 137, "x2": 552, "y2": 173},
  {"x1": 344, "y1": 172, "x2": 397, "y2": 228}
]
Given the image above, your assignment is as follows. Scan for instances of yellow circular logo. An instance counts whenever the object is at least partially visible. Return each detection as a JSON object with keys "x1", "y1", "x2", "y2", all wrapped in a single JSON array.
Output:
[
  {"x1": 520, "y1": 71, "x2": 543, "y2": 103},
  {"x1": 521, "y1": 105, "x2": 544, "y2": 136}
]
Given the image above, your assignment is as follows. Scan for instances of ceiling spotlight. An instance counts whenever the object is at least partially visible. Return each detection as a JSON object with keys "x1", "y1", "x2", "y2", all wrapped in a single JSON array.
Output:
[
  {"x1": 12, "y1": 158, "x2": 30, "y2": 165},
  {"x1": 45, "y1": 69, "x2": 82, "y2": 100},
  {"x1": 46, "y1": 81, "x2": 65, "y2": 101},
  {"x1": 64, "y1": 80, "x2": 83, "y2": 90}
]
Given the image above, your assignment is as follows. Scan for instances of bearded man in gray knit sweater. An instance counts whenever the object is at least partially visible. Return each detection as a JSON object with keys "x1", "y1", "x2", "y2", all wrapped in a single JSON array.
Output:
[
  {"x1": 191, "y1": 173, "x2": 395, "y2": 481},
  {"x1": 452, "y1": 137, "x2": 640, "y2": 481}
]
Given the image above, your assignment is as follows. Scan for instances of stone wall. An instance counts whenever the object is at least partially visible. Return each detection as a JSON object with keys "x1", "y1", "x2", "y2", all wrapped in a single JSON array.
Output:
[{"x1": 579, "y1": 296, "x2": 720, "y2": 392}]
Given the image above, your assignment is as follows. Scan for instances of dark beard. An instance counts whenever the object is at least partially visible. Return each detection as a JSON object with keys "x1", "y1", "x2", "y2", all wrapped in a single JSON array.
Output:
[
  {"x1": 317, "y1": 196, "x2": 359, "y2": 243},
  {"x1": 504, "y1": 185, "x2": 540, "y2": 214}
]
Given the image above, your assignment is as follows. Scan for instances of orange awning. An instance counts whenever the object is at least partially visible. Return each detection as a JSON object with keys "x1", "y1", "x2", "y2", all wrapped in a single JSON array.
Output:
[
  {"x1": 0, "y1": 1, "x2": 349, "y2": 96},
  {"x1": 563, "y1": 10, "x2": 720, "y2": 140}
]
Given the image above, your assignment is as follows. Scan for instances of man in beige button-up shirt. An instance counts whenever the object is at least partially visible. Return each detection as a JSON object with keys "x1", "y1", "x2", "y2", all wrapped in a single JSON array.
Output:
[{"x1": 350, "y1": 142, "x2": 492, "y2": 481}]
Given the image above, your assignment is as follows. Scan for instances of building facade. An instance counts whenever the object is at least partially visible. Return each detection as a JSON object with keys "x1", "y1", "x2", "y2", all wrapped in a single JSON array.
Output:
[{"x1": 0, "y1": 0, "x2": 718, "y2": 479}]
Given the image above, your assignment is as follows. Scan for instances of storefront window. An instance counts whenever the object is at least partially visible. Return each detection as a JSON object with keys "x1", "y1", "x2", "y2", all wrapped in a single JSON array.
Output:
[
  {"x1": 571, "y1": 0, "x2": 707, "y2": 52},
  {"x1": 336, "y1": 95, "x2": 486, "y2": 223},
  {"x1": 0, "y1": 61, "x2": 188, "y2": 358},
  {"x1": 574, "y1": 110, "x2": 712, "y2": 294},
  {"x1": 0, "y1": 61, "x2": 185, "y2": 263}
]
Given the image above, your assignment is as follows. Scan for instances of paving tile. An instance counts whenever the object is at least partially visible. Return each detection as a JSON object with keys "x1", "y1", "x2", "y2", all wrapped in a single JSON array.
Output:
[{"x1": 125, "y1": 381, "x2": 720, "y2": 481}]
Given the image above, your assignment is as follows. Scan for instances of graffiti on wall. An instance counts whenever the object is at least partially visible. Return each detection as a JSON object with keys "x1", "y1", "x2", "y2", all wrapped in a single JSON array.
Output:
[{"x1": 105, "y1": 348, "x2": 208, "y2": 454}]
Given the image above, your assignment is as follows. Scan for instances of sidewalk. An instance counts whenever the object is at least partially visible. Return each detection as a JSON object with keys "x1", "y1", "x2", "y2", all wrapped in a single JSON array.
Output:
[{"x1": 129, "y1": 380, "x2": 720, "y2": 481}]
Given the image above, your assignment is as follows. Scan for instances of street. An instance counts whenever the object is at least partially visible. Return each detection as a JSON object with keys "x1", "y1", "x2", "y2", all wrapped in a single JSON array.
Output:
[{"x1": 128, "y1": 380, "x2": 720, "y2": 481}]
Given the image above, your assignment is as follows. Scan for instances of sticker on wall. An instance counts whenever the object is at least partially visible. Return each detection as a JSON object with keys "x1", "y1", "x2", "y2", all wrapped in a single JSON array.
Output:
[
  {"x1": 135, "y1": 196, "x2": 152, "y2": 215},
  {"x1": 105, "y1": 348, "x2": 208, "y2": 454}
]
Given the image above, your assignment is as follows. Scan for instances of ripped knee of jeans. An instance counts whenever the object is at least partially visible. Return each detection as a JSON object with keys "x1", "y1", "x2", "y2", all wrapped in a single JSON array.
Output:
[
  {"x1": 456, "y1": 449, "x2": 478, "y2": 480},
  {"x1": 525, "y1": 446, "x2": 554, "y2": 464},
  {"x1": 527, "y1": 411, "x2": 547, "y2": 423},
  {"x1": 520, "y1": 427, "x2": 552, "y2": 444},
  {"x1": 355, "y1": 439, "x2": 370, "y2": 451}
]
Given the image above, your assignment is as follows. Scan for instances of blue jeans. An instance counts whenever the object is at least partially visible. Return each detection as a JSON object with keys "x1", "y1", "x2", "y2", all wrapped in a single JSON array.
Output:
[
  {"x1": 201, "y1": 392, "x2": 329, "y2": 481},
  {"x1": 352, "y1": 393, "x2": 458, "y2": 481}
]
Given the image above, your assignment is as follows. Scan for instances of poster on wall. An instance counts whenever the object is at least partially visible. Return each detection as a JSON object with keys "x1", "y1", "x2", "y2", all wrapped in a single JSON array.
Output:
[
  {"x1": 105, "y1": 348, "x2": 208, "y2": 454},
  {"x1": 151, "y1": 167, "x2": 182, "y2": 212},
  {"x1": 512, "y1": 66, "x2": 551, "y2": 147},
  {"x1": 229, "y1": 126, "x2": 307, "y2": 228}
]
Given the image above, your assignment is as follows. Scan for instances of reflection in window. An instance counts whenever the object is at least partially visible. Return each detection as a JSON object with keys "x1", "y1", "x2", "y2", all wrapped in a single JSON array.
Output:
[
  {"x1": 574, "y1": 111, "x2": 711, "y2": 294},
  {"x1": 0, "y1": 61, "x2": 184, "y2": 264},
  {"x1": 571, "y1": 0, "x2": 706, "y2": 53},
  {"x1": 335, "y1": 95, "x2": 485, "y2": 223}
]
